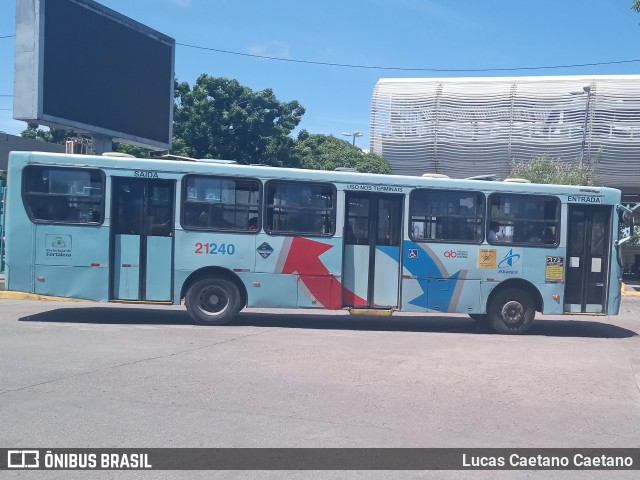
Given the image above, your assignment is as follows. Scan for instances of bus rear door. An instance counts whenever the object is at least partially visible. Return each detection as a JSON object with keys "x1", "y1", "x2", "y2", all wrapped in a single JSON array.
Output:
[
  {"x1": 110, "y1": 178, "x2": 175, "y2": 302},
  {"x1": 343, "y1": 192, "x2": 403, "y2": 308},
  {"x1": 564, "y1": 205, "x2": 611, "y2": 313}
]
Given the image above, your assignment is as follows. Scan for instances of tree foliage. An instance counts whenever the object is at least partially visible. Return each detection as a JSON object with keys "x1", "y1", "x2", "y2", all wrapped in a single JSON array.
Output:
[
  {"x1": 634, "y1": 0, "x2": 640, "y2": 13},
  {"x1": 626, "y1": 226, "x2": 640, "y2": 246},
  {"x1": 173, "y1": 75, "x2": 305, "y2": 166},
  {"x1": 17, "y1": 76, "x2": 396, "y2": 175},
  {"x1": 509, "y1": 154, "x2": 599, "y2": 186},
  {"x1": 113, "y1": 142, "x2": 154, "y2": 158},
  {"x1": 294, "y1": 131, "x2": 391, "y2": 174},
  {"x1": 21, "y1": 123, "x2": 73, "y2": 145}
]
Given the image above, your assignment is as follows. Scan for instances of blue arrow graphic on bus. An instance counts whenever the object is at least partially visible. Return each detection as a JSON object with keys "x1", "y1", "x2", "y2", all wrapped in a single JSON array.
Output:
[
  {"x1": 396, "y1": 241, "x2": 460, "y2": 310},
  {"x1": 407, "y1": 270, "x2": 463, "y2": 310}
]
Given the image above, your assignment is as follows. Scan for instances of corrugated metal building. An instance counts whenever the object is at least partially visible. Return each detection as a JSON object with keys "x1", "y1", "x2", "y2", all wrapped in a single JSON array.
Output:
[{"x1": 370, "y1": 75, "x2": 640, "y2": 199}]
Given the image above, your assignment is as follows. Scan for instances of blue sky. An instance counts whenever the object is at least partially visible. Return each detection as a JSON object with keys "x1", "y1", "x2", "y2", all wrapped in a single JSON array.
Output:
[{"x1": 1, "y1": 0, "x2": 640, "y2": 150}]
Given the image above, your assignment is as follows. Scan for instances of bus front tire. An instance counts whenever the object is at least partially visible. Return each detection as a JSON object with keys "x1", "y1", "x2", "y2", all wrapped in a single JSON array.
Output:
[
  {"x1": 487, "y1": 288, "x2": 535, "y2": 335},
  {"x1": 186, "y1": 277, "x2": 241, "y2": 326}
]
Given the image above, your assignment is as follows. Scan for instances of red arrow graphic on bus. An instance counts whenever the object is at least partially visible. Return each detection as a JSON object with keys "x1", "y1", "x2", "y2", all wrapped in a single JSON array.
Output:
[{"x1": 279, "y1": 237, "x2": 366, "y2": 309}]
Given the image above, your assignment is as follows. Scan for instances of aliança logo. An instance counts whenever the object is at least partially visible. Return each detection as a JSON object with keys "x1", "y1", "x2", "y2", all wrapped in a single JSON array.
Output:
[{"x1": 498, "y1": 248, "x2": 521, "y2": 273}]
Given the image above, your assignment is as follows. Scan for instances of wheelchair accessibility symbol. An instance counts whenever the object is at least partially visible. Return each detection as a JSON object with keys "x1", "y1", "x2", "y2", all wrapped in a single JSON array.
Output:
[{"x1": 408, "y1": 248, "x2": 418, "y2": 259}]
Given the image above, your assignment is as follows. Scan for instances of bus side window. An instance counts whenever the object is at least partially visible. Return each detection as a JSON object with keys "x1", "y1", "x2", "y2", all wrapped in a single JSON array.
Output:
[
  {"x1": 488, "y1": 194, "x2": 559, "y2": 245},
  {"x1": 184, "y1": 205, "x2": 206, "y2": 228},
  {"x1": 321, "y1": 218, "x2": 332, "y2": 235},
  {"x1": 182, "y1": 175, "x2": 261, "y2": 232},
  {"x1": 409, "y1": 189, "x2": 484, "y2": 243},
  {"x1": 34, "y1": 205, "x2": 52, "y2": 221},
  {"x1": 265, "y1": 181, "x2": 335, "y2": 236},
  {"x1": 64, "y1": 205, "x2": 80, "y2": 221},
  {"x1": 542, "y1": 227, "x2": 555, "y2": 244},
  {"x1": 24, "y1": 166, "x2": 105, "y2": 225}
]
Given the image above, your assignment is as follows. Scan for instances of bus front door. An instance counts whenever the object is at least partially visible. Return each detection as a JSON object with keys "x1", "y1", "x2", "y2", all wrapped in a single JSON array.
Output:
[
  {"x1": 343, "y1": 193, "x2": 403, "y2": 308},
  {"x1": 564, "y1": 205, "x2": 611, "y2": 313},
  {"x1": 110, "y1": 178, "x2": 175, "y2": 302}
]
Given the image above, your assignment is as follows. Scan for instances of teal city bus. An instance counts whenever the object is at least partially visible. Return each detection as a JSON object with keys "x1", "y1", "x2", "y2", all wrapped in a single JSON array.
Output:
[
  {"x1": 0, "y1": 179, "x2": 5, "y2": 272},
  {"x1": 3, "y1": 151, "x2": 633, "y2": 334}
]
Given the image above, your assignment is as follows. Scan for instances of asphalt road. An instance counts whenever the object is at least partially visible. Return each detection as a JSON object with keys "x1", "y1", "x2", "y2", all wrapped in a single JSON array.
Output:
[{"x1": 1, "y1": 297, "x2": 640, "y2": 480}]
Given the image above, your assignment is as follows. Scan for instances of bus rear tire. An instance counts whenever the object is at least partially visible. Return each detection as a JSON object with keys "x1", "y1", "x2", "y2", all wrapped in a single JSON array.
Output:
[
  {"x1": 487, "y1": 288, "x2": 535, "y2": 335},
  {"x1": 186, "y1": 277, "x2": 241, "y2": 326}
]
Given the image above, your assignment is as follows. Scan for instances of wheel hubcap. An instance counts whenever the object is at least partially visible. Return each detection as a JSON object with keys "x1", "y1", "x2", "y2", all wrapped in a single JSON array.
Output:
[
  {"x1": 198, "y1": 286, "x2": 228, "y2": 316},
  {"x1": 501, "y1": 300, "x2": 524, "y2": 325}
]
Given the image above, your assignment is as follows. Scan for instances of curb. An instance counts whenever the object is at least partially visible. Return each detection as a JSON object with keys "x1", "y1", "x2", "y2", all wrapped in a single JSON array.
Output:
[
  {"x1": 0, "y1": 291, "x2": 90, "y2": 302},
  {"x1": 621, "y1": 282, "x2": 640, "y2": 297},
  {"x1": 349, "y1": 308, "x2": 393, "y2": 316}
]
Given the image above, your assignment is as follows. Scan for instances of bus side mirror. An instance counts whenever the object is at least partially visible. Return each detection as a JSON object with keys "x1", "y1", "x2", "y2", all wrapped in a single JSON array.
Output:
[{"x1": 617, "y1": 203, "x2": 639, "y2": 246}]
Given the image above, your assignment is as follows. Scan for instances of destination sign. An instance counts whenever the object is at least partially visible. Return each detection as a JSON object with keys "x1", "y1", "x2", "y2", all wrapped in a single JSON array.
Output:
[
  {"x1": 134, "y1": 170, "x2": 160, "y2": 178},
  {"x1": 567, "y1": 195, "x2": 602, "y2": 204},
  {"x1": 346, "y1": 184, "x2": 404, "y2": 193}
]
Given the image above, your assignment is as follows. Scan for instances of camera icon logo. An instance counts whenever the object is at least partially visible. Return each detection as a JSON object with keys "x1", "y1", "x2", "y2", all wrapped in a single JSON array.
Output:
[{"x1": 7, "y1": 450, "x2": 39, "y2": 468}]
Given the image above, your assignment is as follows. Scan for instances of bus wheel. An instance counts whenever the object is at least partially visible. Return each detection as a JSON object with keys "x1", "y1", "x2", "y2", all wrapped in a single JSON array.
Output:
[
  {"x1": 487, "y1": 288, "x2": 535, "y2": 335},
  {"x1": 468, "y1": 314, "x2": 488, "y2": 323},
  {"x1": 186, "y1": 277, "x2": 241, "y2": 326}
]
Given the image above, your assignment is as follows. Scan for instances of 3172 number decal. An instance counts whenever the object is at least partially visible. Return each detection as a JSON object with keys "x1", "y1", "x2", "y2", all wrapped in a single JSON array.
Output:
[{"x1": 194, "y1": 242, "x2": 236, "y2": 255}]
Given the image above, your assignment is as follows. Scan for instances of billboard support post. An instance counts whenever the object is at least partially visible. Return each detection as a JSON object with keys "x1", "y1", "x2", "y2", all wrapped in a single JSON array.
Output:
[{"x1": 92, "y1": 134, "x2": 112, "y2": 156}]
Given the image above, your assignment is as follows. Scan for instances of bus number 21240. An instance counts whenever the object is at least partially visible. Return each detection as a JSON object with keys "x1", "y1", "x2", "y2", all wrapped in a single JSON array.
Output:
[{"x1": 194, "y1": 243, "x2": 236, "y2": 255}]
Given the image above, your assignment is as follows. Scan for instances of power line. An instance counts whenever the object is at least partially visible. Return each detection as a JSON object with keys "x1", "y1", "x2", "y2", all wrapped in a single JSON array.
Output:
[
  {"x1": 176, "y1": 42, "x2": 640, "y2": 73},
  {"x1": 3, "y1": 31, "x2": 640, "y2": 73}
]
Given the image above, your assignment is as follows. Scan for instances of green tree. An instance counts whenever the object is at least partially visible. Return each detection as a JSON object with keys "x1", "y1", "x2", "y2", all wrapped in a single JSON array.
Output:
[
  {"x1": 173, "y1": 75, "x2": 305, "y2": 166},
  {"x1": 0, "y1": 170, "x2": 6, "y2": 182},
  {"x1": 21, "y1": 123, "x2": 73, "y2": 145},
  {"x1": 356, "y1": 152, "x2": 392, "y2": 174},
  {"x1": 294, "y1": 132, "x2": 391, "y2": 174},
  {"x1": 509, "y1": 154, "x2": 599, "y2": 186},
  {"x1": 113, "y1": 142, "x2": 153, "y2": 158},
  {"x1": 626, "y1": 226, "x2": 640, "y2": 245},
  {"x1": 634, "y1": 0, "x2": 640, "y2": 13},
  {"x1": 112, "y1": 140, "x2": 191, "y2": 158}
]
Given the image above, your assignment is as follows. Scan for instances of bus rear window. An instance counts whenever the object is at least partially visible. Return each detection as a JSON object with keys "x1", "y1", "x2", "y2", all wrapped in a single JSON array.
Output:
[{"x1": 23, "y1": 166, "x2": 104, "y2": 224}]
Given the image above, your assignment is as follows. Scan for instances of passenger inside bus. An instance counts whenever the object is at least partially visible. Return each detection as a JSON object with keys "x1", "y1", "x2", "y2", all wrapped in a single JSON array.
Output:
[
  {"x1": 184, "y1": 206, "x2": 209, "y2": 228},
  {"x1": 321, "y1": 217, "x2": 332, "y2": 235},
  {"x1": 488, "y1": 222, "x2": 500, "y2": 242},
  {"x1": 208, "y1": 204, "x2": 226, "y2": 228},
  {"x1": 33, "y1": 205, "x2": 51, "y2": 220},
  {"x1": 526, "y1": 226, "x2": 543, "y2": 244},
  {"x1": 150, "y1": 214, "x2": 172, "y2": 236},
  {"x1": 64, "y1": 205, "x2": 80, "y2": 222}
]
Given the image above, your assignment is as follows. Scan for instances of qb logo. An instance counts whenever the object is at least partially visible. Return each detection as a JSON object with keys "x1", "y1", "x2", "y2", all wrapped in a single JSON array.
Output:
[{"x1": 444, "y1": 250, "x2": 457, "y2": 258}]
